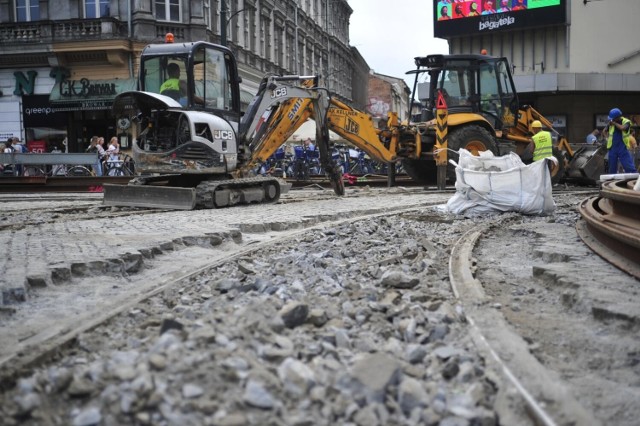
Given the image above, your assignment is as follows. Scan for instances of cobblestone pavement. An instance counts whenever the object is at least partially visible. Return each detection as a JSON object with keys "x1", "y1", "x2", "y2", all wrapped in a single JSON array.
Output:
[{"x1": 0, "y1": 188, "x2": 450, "y2": 305}]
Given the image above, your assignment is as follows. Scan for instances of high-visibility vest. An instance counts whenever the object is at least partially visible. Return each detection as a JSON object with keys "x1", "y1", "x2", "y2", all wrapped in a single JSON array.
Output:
[
  {"x1": 160, "y1": 78, "x2": 180, "y2": 94},
  {"x1": 606, "y1": 117, "x2": 632, "y2": 149},
  {"x1": 532, "y1": 130, "x2": 553, "y2": 161}
]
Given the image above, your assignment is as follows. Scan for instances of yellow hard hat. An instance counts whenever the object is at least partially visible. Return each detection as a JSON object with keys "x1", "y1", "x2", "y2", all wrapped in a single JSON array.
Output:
[{"x1": 531, "y1": 120, "x2": 543, "y2": 128}]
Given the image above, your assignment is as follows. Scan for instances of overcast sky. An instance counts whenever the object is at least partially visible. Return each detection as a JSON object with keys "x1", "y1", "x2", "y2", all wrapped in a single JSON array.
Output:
[{"x1": 347, "y1": 0, "x2": 449, "y2": 90}]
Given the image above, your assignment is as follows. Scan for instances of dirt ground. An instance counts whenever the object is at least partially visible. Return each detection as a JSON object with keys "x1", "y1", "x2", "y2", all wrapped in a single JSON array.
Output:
[{"x1": 475, "y1": 192, "x2": 640, "y2": 426}]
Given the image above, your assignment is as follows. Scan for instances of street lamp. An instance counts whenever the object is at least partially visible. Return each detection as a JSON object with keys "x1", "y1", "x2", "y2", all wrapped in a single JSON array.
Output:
[{"x1": 220, "y1": 0, "x2": 255, "y2": 46}]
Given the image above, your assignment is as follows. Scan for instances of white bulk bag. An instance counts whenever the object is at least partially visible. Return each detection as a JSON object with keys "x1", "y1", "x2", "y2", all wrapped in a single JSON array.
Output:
[{"x1": 446, "y1": 149, "x2": 556, "y2": 215}]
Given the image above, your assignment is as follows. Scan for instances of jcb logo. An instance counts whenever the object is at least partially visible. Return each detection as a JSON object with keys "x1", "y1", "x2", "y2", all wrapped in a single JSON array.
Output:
[
  {"x1": 345, "y1": 118, "x2": 359, "y2": 134},
  {"x1": 271, "y1": 87, "x2": 287, "y2": 99},
  {"x1": 213, "y1": 130, "x2": 233, "y2": 140}
]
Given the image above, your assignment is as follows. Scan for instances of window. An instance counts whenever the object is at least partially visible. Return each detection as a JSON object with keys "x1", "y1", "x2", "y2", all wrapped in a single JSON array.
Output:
[
  {"x1": 155, "y1": 0, "x2": 181, "y2": 22},
  {"x1": 194, "y1": 47, "x2": 232, "y2": 111},
  {"x1": 16, "y1": 0, "x2": 39, "y2": 21},
  {"x1": 85, "y1": 0, "x2": 109, "y2": 18}
]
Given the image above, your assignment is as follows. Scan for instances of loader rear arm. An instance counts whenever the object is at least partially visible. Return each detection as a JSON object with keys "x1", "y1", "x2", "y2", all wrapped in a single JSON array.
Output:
[{"x1": 325, "y1": 98, "x2": 422, "y2": 163}]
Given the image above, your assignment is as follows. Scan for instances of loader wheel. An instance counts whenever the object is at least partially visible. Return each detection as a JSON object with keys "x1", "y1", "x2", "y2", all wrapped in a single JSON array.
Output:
[
  {"x1": 447, "y1": 125, "x2": 498, "y2": 182},
  {"x1": 550, "y1": 147, "x2": 565, "y2": 185},
  {"x1": 402, "y1": 159, "x2": 437, "y2": 184}
]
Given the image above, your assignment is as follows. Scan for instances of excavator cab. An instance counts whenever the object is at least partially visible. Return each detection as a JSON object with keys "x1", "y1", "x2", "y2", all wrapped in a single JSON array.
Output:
[
  {"x1": 138, "y1": 40, "x2": 242, "y2": 122},
  {"x1": 413, "y1": 54, "x2": 519, "y2": 131}
]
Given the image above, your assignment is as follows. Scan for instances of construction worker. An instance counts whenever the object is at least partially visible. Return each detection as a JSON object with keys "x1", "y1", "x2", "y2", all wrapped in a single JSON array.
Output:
[
  {"x1": 160, "y1": 63, "x2": 187, "y2": 104},
  {"x1": 603, "y1": 108, "x2": 636, "y2": 174},
  {"x1": 528, "y1": 120, "x2": 553, "y2": 162}
]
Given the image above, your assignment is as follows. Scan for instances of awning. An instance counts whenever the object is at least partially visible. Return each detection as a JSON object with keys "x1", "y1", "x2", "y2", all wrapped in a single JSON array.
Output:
[{"x1": 49, "y1": 78, "x2": 137, "y2": 111}]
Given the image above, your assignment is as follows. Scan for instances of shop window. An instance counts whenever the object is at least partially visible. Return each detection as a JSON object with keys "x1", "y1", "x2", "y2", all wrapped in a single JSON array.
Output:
[
  {"x1": 16, "y1": 0, "x2": 39, "y2": 22},
  {"x1": 155, "y1": 0, "x2": 181, "y2": 22},
  {"x1": 25, "y1": 127, "x2": 68, "y2": 153},
  {"x1": 84, "y1": 0, "x2": 110, "y2": 18}
]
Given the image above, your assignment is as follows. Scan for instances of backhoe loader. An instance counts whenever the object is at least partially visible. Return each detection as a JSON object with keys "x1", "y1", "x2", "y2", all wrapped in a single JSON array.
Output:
[{"x1": 404, "y1": 54, "x2": 605, "y2": 184}]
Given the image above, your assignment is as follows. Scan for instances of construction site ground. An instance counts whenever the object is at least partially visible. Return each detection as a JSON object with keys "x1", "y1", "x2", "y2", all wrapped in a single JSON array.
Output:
[{"x1": 0, "y1": 185, "x2": 637, "y2": 426}]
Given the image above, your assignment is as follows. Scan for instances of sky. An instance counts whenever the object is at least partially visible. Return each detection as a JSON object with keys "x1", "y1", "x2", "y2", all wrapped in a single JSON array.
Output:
[{"x1": 347, "y1": 0, "x2": 449, "y2": 91}]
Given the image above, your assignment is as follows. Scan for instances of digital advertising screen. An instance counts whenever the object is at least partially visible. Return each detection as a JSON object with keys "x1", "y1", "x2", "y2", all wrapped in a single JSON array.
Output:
[{"x1": 434, "y1": 0, "x2": 567, "y2": 38}]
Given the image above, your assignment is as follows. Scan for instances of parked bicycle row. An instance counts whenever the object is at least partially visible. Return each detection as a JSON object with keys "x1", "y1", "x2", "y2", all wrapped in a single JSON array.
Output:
[
  {"x1": 256, "y1": 143, "x2": 405, "y2": 180},
  {"x1": 1, "y1": 136, "x2": 135, "y2": 177}
]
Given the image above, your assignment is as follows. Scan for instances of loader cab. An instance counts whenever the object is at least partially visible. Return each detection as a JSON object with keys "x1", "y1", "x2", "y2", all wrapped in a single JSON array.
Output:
[
  {"x1": 412, "y1": 54, "x2": 518, "y2": 129},
  {"x1": 139, "y1": 39, "x2": 242, "y2": 122}
]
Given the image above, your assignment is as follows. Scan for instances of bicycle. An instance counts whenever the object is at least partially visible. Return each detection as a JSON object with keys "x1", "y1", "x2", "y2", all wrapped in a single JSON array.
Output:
[
  {"x1": 103, "y1": 153, "x2": 135, "y2": 176},
  {"x1": 22, "y1": 163, "x2": 93, "y2": 177}
]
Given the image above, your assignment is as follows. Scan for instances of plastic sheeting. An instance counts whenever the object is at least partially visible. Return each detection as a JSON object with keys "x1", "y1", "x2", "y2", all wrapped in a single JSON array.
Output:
[{"x1": 446, "y1": 149, "x2": 556, "y2": 216}]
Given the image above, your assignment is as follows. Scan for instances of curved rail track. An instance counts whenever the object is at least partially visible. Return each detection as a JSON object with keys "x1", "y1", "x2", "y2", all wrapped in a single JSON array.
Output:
[
  {"x1": 2, "y1": 188, "x2": 630, "y2": 426},
  {"x1": 577, "y1": 178, "x2": 640, "y2": 279}
]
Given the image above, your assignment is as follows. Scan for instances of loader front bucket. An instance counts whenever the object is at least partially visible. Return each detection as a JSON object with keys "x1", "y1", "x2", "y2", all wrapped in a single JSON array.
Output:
[{"x1": 103, "y1": 184, "x2": 197, "y2": 210}]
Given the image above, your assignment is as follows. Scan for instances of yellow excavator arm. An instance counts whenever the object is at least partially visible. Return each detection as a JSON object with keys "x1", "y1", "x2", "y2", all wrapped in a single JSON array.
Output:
[
  {"x1": 238, "y1": 76, "x2": 424, "y2": 181},
  {"x1": 326, "y1": 98, "x2": 422, "y2": 162}
]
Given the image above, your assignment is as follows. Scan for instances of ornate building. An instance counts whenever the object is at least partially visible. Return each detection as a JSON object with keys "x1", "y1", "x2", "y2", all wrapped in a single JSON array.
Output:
[{"x1": 0, "y1": 0, "x2": 366, "y2": 153}]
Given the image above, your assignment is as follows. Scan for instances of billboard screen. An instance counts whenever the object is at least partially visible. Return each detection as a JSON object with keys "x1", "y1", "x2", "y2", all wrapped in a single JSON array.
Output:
[{"x1": 434, "y1": 0, "x2": 567, "y2": 38}]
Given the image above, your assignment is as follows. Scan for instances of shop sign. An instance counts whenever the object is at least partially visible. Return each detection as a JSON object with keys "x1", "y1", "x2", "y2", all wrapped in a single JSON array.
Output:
[
  {"x1": 545, "y1": 115, "x2": 566, "y2": 128},
  {"x1": 49, "y1": 78, "x2": 136, "y2": 104},
  {"x1": 13, "y1": 70, "x2": 38, "y2": 96},
  {"x1": 58, "y1": 79, "x2": 117, "y2": 98}
]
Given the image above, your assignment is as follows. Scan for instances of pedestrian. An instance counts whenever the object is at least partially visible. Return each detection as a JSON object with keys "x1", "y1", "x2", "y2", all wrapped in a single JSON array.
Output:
[
  {"x1": 585, "y1": 129, "x2": 599, "y2": 145},
  {"x1": 4, "y1": 138, "x2": 14, "y2": 153},
  {"x1": 527, "y1": 120, "x2": 553, "y2": 162},
  {"x1": 86, "y1": 136, "x2": 103, "y2": 176},
  {"x1": 105, "y1": 137, "x2": 121, "y2": 176},
  {"x1": 10, "y1": 138, "x2": 26, "y2": 176},
  {"x1": 602, "y1": 108, "x2": 636, "y2": 174},
  {"x1": 2, "y1": 138, "x2": 15, "y2": 175},
  {"x1": 96, "y1": 136, "x2": 106, "y2": 171},
  {"x1": 303, "y1": 138, "x2": 315, "y2": 151}
]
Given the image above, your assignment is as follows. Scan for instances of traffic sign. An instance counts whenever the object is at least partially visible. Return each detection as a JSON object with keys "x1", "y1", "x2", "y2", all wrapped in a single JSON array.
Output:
[{"x1": 436, "y1": 91, "x2": 447, "y2": 110}]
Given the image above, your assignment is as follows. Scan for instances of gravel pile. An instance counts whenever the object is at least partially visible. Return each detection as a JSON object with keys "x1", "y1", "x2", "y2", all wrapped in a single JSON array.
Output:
[{"x1": 1, "y1": 208, "x2": 501, "y2": 426}]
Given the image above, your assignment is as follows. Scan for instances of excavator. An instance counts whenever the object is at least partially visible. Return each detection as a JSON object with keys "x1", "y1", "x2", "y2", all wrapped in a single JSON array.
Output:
[
  {"x1": 104, "y1": 35, "x2": 421, "y2": 210},
  {"x1": 104, "y1": 37, "x2": 600, "y2": 210}
]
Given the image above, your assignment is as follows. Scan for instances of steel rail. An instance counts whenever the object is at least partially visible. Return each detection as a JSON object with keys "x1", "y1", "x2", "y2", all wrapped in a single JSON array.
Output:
[
  {"x1": 450, "y1": 224, "x2": 600, "y2": 426},
  {"x1": 577, "y1": 179, "x2": 640, "y2": 279},
  {"x1": 0, "y1": 176, "x2": 132, "y2": 192}
]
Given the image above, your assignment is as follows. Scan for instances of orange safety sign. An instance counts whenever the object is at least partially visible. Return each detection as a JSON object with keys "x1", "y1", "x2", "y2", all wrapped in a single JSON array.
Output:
[{"x1": 436, "y1": 90, "x2": 447, "y2": 110}]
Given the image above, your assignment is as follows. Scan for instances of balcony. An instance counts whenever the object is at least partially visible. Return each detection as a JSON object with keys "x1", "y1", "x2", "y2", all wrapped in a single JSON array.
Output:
[{"x1": 0, "y1": 18, "x2": 127, "y2": 45}]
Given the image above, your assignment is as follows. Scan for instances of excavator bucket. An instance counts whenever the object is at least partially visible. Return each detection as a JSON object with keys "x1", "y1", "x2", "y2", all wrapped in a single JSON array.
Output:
[{"x1": 103, "y1": 184, "x2": 197, "y2": 210}]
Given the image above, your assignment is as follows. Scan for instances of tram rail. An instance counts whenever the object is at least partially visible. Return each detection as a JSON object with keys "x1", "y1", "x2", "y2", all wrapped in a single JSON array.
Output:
[{"x1": 577, "y1": 178, "x2": 640, "y2": 279}]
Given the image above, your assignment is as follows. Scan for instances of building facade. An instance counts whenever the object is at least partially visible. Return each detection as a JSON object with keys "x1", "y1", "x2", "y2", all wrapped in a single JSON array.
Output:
[
  {"x1": 368, "y1": 73, "x2": 411, "y2": 127},
  {"x1": 435, "y1": 0, "x2": 640, "y2": 143},
  {"x1": 0, "y1": 0, "x2": 365, "y2": 153}
]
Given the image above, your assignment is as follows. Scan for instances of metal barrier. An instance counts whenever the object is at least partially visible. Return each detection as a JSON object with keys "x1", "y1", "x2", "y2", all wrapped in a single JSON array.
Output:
[{"x1": 0, "y1": 153, "x2": 98, "y2": 165}]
